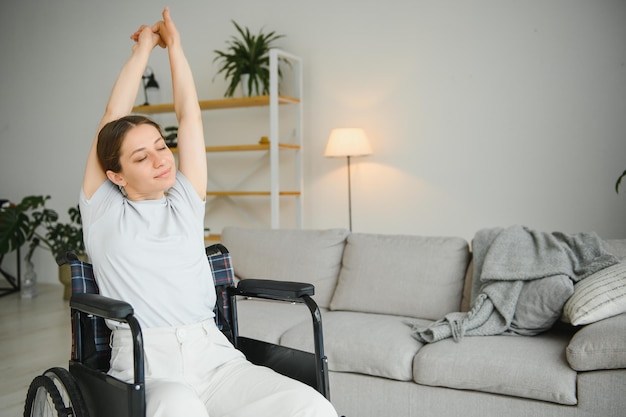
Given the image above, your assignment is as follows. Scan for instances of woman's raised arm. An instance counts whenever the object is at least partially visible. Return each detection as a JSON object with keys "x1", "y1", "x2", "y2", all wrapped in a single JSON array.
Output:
[
  {"x1": 154, "y1": 7, "x2": 206, "y2": 199},
  {"x1": 82, "y1": 25, "x2": 161, "y2": 199}
]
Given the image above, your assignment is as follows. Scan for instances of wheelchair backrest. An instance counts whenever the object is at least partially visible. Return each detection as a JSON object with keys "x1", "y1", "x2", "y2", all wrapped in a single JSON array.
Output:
[
  {"x1": 68, "y1": 244, "x2": 235, "y2": 371},
  {"x1": 69, "y1": 260, "x2": 111, "y2": 370}
]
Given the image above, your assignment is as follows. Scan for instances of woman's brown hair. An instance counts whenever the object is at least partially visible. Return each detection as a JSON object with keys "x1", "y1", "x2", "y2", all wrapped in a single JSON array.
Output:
[{"x1": 97, "y1": 115, "x2": 163, "y2": 173}]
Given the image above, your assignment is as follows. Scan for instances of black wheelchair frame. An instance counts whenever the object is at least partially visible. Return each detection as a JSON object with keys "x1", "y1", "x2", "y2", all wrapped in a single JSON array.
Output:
[{"x1": 23, "y1": 244, "x2": 330, "y2": 417}]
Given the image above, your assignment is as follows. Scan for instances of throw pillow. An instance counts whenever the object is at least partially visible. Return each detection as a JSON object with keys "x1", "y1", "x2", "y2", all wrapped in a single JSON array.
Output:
[
  {"x1": 511, "y1": 275, "x2": 574, "y2": 335},
  {"x1": 563, "y1": 262, "x2": 626, "y2": 326}
]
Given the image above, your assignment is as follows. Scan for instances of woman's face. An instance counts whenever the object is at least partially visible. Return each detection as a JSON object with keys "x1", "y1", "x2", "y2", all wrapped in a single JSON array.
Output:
[{"x1": 107, "y1": 123, "x2": 176, "y2": 200}]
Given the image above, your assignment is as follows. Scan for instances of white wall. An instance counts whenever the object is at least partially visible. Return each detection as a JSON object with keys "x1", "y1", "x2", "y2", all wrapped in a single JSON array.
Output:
[{"x1": 1, "y1": 0, "x2": 625, "y2": 284}]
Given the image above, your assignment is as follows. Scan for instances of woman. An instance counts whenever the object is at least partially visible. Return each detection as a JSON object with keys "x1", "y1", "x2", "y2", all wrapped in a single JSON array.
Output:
[{"x1": 80, "y1": 7, "x2": 337, "y2": 417}]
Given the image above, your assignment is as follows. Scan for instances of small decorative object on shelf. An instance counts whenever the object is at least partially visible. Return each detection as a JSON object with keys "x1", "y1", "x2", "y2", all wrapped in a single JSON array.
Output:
[
  {"x1": 164, "y1": 125, "x2": 178, "y2": 147},
  {"x1": 213, "y1": 21, "x2": 285, "y2": 97}
]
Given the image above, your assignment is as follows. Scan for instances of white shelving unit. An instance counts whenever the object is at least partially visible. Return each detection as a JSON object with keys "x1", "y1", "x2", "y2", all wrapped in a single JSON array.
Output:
[{"x1": 132, "y1": 49, "x2": 302, "y2": 237}]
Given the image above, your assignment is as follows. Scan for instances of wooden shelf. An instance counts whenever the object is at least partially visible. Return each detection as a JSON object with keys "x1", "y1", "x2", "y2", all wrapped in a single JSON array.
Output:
[
  {"x1": 169, "y1": 143, "x2": 300, "y2": 153},
  {"x1": 132, "y1": 95, "x2": 300, "y2": 115},
  {"x1": 206, "y1": 191, "x2": 301, "y2": 197}
]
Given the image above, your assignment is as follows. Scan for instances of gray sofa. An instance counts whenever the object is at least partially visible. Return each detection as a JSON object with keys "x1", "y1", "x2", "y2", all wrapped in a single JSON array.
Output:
[{"x1": 220, "y1": 226, "x2": 626, "y2": 417}]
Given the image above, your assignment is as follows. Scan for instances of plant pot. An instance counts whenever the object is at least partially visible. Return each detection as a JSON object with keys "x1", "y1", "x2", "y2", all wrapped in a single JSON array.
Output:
[
  {"x1": 58, "y1": 253, "x2": 88, "y2": 300},
  {"x1": 240, "y1": 73, "x2": 251, "y2": 97},
  {"x1": 239, "y1": 74, "x2": 261, "y2": 97}
]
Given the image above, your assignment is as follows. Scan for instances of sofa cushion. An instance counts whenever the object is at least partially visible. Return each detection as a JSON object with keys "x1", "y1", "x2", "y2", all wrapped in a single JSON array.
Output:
[
  {"x1": 280, "y1": 310, "x2": 430, "y2": 381},
  {"x1": 221, "y1": 227, "x2": 349, "y2": 308},
  {"x1": 413, "y1": 333, "x2": 577, "y2": 405},
  {"x1": 566, "y1": 313, "x2": 626, "y2": 371},
  {"x1": 329, "y1": 233, "x2": 470, "y2": 320},
  {"x1": 562, "y1": 262, "x2": 626, "y2": 326}
]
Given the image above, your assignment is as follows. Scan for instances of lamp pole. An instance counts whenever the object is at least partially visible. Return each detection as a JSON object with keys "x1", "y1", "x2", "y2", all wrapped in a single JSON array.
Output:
[
  {"x1": 142, "y1": 76, "x2": 150, "y2": 106},
  {"x1": 346, "y1": 155, "x2": 353, "y2": 232}
]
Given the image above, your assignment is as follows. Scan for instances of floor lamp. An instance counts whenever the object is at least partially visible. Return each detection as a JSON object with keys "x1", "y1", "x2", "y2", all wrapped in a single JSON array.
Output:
[{"x1": 324, "y1": 128, "x2": 373, "y2": 231}]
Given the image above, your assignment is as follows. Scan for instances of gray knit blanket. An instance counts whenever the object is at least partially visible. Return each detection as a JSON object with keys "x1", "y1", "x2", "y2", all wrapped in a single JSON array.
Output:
[{"x1": 413, "y1": 225, "x2": 619, "y2": 343}]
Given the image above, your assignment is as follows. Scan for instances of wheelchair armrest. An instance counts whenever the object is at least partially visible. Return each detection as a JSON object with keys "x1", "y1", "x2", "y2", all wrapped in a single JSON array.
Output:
[
  {"x1": 234, "y1": 279, "x2": 315, "y2": 301},
  {"x1": 71, "y1": 293, "x2": 145, "y2": 388},
  {"x1": 71, "y1": 293, "x2": 134, "y2": 321}
]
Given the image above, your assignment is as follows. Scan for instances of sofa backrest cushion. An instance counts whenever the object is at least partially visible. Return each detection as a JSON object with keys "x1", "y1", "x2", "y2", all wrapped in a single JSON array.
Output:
[
  {"x1": 221, "y1": 227, "x2": 349, "y2": 308},
  {"x1": 605, "y1": 239, "x2": 626, "y2": 260},
  {"x1": 329, "y1": 233, "x2": 470, "y2": 320}
]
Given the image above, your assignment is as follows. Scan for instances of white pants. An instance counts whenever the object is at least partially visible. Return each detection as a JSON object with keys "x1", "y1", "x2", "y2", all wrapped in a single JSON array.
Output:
[{"x1": 109, "y1": 320, "x2": 337, "y2": 417}]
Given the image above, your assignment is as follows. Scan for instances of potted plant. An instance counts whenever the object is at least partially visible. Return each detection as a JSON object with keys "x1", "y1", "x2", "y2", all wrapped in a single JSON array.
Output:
[
  {"x1": 43, "y1": 204, "x2": 85, "y2": 300},
  {"x1": 213, "y1": 20, "x2": 285, "y2": 97},
  {"x1": 0, "y1": 196, "x2": 55, "y2": 261},
  {"x1": 1, "y1": 196, "x2": 55, "y2": 297},
  {"x1": 0, "y1": 195, "x2": 84, "y2": 299}
]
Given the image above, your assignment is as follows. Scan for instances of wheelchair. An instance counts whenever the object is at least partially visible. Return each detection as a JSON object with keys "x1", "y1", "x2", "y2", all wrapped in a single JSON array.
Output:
[{"x1": 23, "y1": 243, "x2": 330, "y2": 417}]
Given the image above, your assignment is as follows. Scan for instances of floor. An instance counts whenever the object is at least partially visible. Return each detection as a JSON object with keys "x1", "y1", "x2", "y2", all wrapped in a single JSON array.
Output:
[{"x1": 0, "y1": 284, "x2": 70, "y2": 417}]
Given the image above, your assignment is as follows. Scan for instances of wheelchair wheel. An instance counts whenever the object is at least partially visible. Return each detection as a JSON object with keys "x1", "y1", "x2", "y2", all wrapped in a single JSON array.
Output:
[
  {"x1": 24, "y1": 375, "x2": 66, "y2": 417},
  {"x1": 24, "y1": 367, "x2": 89, "y2": 417},
  {"x1": 45, "y1": 367, "x2": 89, "y2": 417}
]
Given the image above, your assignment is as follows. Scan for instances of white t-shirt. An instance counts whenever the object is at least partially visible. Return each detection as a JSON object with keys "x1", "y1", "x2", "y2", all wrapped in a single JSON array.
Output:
[{"x1": 79, "y1": 173, "x2": 215, "y2": 329}]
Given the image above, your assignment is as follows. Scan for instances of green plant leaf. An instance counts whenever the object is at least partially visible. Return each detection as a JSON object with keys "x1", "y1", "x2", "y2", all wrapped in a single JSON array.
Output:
[
  {"x1": 0, "y1": 197, "x2": 83, "y2": 262},
  {"x1": 616, "y1": 170, "x2": 626, "y2": 193},
  {"x1": 0, "y1": 208, "x2": 29, "y2": 254},
  {"x1": 0, "y1": 195, "x2": 51, "y2": 256}
]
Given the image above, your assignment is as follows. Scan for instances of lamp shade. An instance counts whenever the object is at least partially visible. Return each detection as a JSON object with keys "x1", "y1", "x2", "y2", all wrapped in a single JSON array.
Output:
[
  {"x1": 324, "y1": 128, "x2": 372, "y2": 158},
  {"x1": 143, "y1": 72, "x2": 159, "y2": 89}
]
